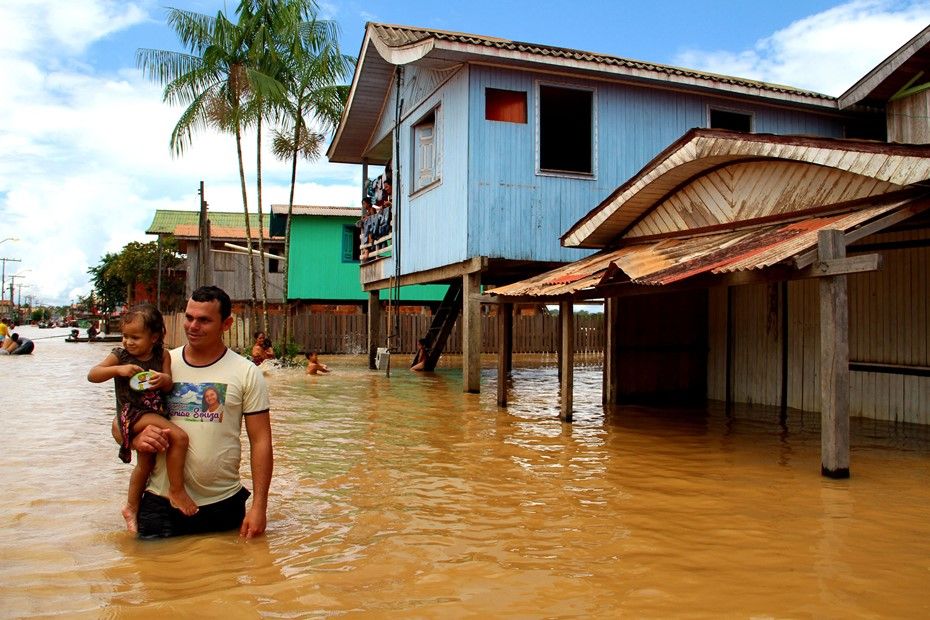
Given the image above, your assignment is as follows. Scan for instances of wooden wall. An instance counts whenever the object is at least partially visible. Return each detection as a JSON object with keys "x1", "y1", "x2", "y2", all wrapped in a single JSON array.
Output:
[
  {"x1": 706, "y1": 229, "x2": 930, "y2": 424},
  {"x1": 888, "y1": 89, "x2": 930, "y2": 144}
]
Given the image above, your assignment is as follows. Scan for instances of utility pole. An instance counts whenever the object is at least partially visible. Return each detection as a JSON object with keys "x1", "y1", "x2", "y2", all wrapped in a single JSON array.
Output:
[{"x1": 0, "y1": 257, "x2": 21, "y2": 304}]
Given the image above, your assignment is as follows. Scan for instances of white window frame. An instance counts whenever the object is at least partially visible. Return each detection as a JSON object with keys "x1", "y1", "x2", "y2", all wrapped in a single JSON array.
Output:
[
  {"x1": 535, "y1": 80, "x2": 598, "y2": 179},
  {"x1": 411, "y1": 105, "x2": 442, "y2": 195}
]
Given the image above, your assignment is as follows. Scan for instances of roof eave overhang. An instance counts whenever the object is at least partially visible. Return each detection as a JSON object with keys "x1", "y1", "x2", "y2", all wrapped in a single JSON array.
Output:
[
  {"x1": 838, "y1": 24, "x2": 930, "y2": 109},
  {"x1": 562, "y1": 129, "x2": 930, "y2": 249},
  {"x1": 327, "y1": 25, "x2": 838, "y2": 165}
]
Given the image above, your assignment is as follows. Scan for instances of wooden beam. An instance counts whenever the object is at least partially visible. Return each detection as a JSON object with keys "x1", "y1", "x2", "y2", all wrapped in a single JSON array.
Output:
[
  {"x1": 818, "y1": 229, "x2": 851, "y2": 479},
  {"x1": 364, "y1": 256, "x2": 487, "y2": 291},
  {"x1": 463, "y1": 272, "x2": 482, "y2": 393},
  {"x1": 497, "y1": 303, "x2": 513, "y2": 406},
  {"x1": 367, "y1": 291, "x2": 380, "y2": 370},
  {"x1": 560, "y1": 300, "x2": 574, "y2": 422},
  {"x1": 603, "y1": 296, "x2": 620, "y2": 405}
]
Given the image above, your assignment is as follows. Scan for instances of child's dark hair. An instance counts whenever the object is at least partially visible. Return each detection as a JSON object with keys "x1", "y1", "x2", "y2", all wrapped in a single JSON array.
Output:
[{"x1": 122, "y1": 303, "x2": 166, "y2": 353}]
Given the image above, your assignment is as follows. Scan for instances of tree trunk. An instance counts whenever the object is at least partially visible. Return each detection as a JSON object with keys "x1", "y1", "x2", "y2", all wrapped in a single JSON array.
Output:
[
  {"x1": 235, "y1": 121, "x2": 258, "y2": 326},
  {"x1": 281, "y1": 119, "x2": 301, "y2": 354},
  {"x1": 256, "y1": 114, "x2": 269, "y2": 333}
]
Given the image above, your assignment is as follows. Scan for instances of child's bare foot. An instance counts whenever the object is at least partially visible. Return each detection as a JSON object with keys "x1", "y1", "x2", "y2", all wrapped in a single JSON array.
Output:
[
  {"x1": 168, "y1": 488, "x2": 199, "y2": 516},
  {"x1": 122, "y1": 505, "x2": 138, "y2": 533}
]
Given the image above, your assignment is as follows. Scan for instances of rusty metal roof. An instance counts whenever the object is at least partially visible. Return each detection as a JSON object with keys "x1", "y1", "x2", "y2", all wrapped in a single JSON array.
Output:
[
  {"x1": 173, "y1": 223, "x2": 279, "y2": 241},
  {"x1": 488, "y1": 197, "x2": 924, "y2": 298}
]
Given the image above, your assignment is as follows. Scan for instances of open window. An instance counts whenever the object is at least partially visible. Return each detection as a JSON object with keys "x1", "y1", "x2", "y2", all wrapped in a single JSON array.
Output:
[
  {"x1": 709, "y1": 108, "x2": 753, "y2": 132},
  {"x1": 342, "y1": 224, "x2": 361, "y2": 262},
  {"x1": 412, "y1": 107, "x2": 441, "y2": 193},
  {"x1": 538, "y1": 84, "x2": 595, "y2": 176},
  {"x1": 486, "y1": 88, "x2": 527, "y2": 123}
]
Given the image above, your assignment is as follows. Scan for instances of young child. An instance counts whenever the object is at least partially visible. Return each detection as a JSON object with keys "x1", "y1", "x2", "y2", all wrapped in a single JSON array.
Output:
[
  {"x1": 88, "y1": 304, "x2": 198, "y2": 533},
  {"x1": 305, "y1": 351, "x2": 330, "y2": 375}
]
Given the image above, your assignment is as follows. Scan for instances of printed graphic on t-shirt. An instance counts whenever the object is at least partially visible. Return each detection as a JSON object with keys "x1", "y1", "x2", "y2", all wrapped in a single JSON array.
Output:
[{"x1": 168, "y1": 382, "x2": 227, "y2": 423}]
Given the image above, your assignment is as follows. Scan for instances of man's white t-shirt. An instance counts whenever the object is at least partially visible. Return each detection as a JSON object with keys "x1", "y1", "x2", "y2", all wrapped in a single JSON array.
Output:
[{"x1": 147, "y1": 347, "x2": 270, "y2": 506}]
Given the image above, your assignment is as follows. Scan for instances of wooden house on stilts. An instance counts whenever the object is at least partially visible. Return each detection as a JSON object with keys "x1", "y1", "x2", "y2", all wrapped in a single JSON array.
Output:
[
  {"x1": 327, "y1": 23, "x2": 867, "y2": 390},
  {"x1": 488, "y1": 25, "x2": 930, "y2": 478}
]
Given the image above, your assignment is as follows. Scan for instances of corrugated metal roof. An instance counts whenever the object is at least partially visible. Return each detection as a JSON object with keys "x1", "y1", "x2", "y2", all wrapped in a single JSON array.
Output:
[
  {"x1": 146, "y1": 210, "x2": 267, "y2": 235},
  {"x1": 370, "y1": 23, "x2": 834, "y2": 101},
  {"x1": 173, "y1": 223, "x2": 278, "y2": 241},
  {"x1": 270, "y1": 204, "x2": 361, "y2": 217},
  {"x1": 488, "y1": 200, "x2": 916, "y2": 298}
]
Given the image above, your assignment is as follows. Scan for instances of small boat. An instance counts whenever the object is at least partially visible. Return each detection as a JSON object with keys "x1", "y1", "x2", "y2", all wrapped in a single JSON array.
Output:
[
  {"x1": 65, "y1": 335, "x2": 122, "y2": 343},
  {"x1": 66, "y1": 329, "x2": 122, "y2": 343}
]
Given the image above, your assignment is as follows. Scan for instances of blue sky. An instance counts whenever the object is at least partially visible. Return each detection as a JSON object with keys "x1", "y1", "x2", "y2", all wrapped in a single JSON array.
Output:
[{"x1": 0, "y1": 0, "x2": 928, "y2": 305}]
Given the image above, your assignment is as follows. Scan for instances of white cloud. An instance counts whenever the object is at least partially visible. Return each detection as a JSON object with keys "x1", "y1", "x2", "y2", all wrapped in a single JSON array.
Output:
[
  {"x1": 0, "y1": 2, "x2": 359, "y2": 306},
  {"x1": 674, "y1": 0, "x2": 930, "y2": 95}
]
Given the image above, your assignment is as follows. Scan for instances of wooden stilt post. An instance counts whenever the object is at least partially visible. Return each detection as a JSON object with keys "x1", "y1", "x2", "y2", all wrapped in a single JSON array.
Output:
[
  {"x1": 603, "y1": 296, "x2": 619, "y2": 405},
  {"x1": 560, "y1": 300, "x2": 574, "y2": 422},
  {"x1": 368, "y1": 290, "x2": 380, "y2": 370},
  {"x1": 463, "y1": 272, "x2": 482, "y2": 393},
  {"x1": 818, "y1": 229, "x2": 850, "y2": 479},
  {"x1": 497, "y1": 303, "x2": 513, "y2": 406}
]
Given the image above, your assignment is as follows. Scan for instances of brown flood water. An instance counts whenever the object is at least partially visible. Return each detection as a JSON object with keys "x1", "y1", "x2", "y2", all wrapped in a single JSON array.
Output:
[{"x1": 2, "y1": 325, "x2": 929, "y2": 618}]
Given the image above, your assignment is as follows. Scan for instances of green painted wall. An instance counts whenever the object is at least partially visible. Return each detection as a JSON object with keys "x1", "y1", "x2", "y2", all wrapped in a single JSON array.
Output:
[{"x1": 287, "y1": 216, "x2": 447, "y2": 302}]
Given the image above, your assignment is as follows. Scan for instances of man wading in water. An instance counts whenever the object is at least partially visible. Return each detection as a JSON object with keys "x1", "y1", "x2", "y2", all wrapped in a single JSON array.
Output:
[{"x1": 113, "y1": 286, "x2": 273, "y2": 539}]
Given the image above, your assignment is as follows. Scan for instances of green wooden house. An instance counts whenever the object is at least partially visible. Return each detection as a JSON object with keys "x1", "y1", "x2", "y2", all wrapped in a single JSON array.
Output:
[{"x1": 270, "y1": 205, "x2": 447, "y2": 307}]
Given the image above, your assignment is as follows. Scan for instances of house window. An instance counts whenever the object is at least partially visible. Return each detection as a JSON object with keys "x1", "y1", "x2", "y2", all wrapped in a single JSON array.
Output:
[
  {"x1": 268, "y1": 258, "x2": 280, "y2": 273},
  {"x1": 538, "y1": 84, "x2": 594, "y2": 175},
  {"x1": 342, "y1": 224, "x2": 361, "y2": 262},
  {"x1": 709, "y1": 108, "x2": 753, "y2": 132},
  {"x1": 486, "y1": 88, "x2": 527, "y2": 123},
  {"x1": 412, "y1": 107, "x2": 440, "y2": 193}
]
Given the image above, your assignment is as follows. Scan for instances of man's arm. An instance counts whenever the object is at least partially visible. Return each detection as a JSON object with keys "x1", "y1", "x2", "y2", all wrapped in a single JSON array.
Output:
[{"x1": 241, "y1": 411, "x2": 273, "y2": 539}]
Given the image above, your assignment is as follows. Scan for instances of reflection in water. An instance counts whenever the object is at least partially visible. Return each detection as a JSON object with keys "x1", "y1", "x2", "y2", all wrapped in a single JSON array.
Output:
[{"x1": 1, "y1": 326, "x2": 929, "y2": 617}]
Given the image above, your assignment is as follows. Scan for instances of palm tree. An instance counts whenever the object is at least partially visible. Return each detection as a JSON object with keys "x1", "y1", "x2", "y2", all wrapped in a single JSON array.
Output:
[
  {"x1": 270, "y1": 10, "x2": 354, "y2": 350},
  {"x1": 137, "y1": 7, "x2": 284, "y2": 324}
]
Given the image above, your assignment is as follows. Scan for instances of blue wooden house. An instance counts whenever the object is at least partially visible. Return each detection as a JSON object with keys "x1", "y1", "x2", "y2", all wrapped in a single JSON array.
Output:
[{"x1": 327, "y1": 23, "x2": 875, "y2": 391}]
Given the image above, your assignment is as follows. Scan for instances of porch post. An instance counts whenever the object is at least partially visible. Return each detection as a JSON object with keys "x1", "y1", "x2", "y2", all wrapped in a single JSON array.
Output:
[
  {"x1": 560, "y1": 300, "x2": 574, "y2": 422},
  {"x1": 603, "y1": 296, "x2": 620, "y2": 405},
  {"x1": 368, "y1": 290, "x2": 380, "y2": 370},
  {"x1": 497, "y1": 302, "x2": 513, "y2": 406},
  {"x1": 463, "y1": 272, "x2": 482, "y2": 393},
  {"x1": 818, "y1": 229, "x2": 850, "y2": 479}
]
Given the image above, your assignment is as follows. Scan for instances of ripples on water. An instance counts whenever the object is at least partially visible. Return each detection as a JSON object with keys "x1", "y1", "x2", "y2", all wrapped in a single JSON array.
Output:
[{"x1": 1, "y1": 327, "x2": 929, "y2": 618}]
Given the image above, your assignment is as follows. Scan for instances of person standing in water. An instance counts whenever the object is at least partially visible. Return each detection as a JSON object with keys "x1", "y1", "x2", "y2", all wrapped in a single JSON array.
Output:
[
  {"x1": 89, "y1": 304, "x2": 198, "y2": 532},
  {"x1": 124, "y1": 286, "x2": 272, "y2": 539}
]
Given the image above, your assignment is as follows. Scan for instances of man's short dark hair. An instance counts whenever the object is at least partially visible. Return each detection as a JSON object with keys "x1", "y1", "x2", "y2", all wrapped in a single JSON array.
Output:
[{"x1": 191, "y1": 285, "x2": 232, "y2": 320}]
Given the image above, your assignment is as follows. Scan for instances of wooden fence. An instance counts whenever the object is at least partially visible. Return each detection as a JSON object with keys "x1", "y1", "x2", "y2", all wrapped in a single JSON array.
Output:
[{"x1": 167, "y1": 310, "x2": 604, "y2": 356}]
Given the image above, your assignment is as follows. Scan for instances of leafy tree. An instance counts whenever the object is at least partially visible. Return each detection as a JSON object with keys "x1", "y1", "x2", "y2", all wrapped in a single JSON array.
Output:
[
  {"x1": 88, "y1": 252, "x2": 126, "y2": 313},
  {"x1": 267, "y1": 1, "x2": 353, "y2": 350},
  {"x1": 88, "y1": 239, "x2": 185, "y2": 312},
  {"x1": 137, "y1": 8, "x2": 284, "y2": 325}
]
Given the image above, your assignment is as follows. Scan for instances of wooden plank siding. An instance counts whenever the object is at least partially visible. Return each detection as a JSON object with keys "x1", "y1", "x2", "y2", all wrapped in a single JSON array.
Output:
[
  {"x1": 888, "y1": 89, "x2": 930, "y2": 144},
  {"x1": 706, "y1": 229, "x2": 930, "y2": 424},
  {"x1": 395, "y1": 67, "x2": 471, "y2": 276},
  {"x1": 377, "y1": 63, "x2": 847, "y2": 280}
]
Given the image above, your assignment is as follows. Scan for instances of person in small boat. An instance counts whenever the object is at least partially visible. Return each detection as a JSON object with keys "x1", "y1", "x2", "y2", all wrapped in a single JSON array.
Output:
[
  {"x1": 0, "y1": 319, "x2": 9, "y2": 341},
  {"x1": 88, "y1": 303, "x2": 198, "y2": 533},
  {"x1": 305, "y1": 351, "x2": 330, "y2": 375},
  {"x1": 87, "y1": 324, "x2": 99, "y2": 340},
  {"x1": 1, "y1": 333, "x2": 34, "y2": 354}
]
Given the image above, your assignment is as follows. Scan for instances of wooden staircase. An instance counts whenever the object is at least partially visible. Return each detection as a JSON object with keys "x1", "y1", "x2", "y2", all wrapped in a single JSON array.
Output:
[{"x1": 415, "y1": 282, "x2": 462, "y2": 371}]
